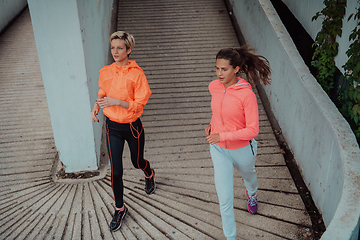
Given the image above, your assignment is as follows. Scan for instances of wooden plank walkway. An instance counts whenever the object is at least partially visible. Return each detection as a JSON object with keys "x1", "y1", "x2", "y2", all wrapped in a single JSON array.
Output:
[{"x1": 0, "y1": 1, "x2": 314, "y2": 239}]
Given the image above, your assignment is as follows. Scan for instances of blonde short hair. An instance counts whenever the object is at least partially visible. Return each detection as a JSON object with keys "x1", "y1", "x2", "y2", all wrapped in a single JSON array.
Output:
[{"x1": 110, "y1": 31, "x2": 135, "y2": 52}]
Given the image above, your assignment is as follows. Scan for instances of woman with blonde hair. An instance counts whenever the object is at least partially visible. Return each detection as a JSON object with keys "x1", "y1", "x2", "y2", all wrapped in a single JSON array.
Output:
[{"x1": 91, "y1": 31, "x2": 155, "y2": 232}]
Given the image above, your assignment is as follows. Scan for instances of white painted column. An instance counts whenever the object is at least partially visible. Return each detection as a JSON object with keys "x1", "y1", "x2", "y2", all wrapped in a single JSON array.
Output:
[
  {"x1": 0, "y1": 0, "x2": 27, "y2": 32},
  {"x1": 27, "y1": 0, "x2": 114, "y2": 173}
]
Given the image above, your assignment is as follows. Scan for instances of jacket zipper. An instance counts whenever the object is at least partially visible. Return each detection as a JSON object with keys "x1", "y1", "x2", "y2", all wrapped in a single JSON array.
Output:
[{"x1": 220, "y1": 88, "x2": 227, "y2": 148}]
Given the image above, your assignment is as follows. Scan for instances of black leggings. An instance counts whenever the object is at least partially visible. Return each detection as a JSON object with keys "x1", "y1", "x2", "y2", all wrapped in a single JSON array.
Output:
[{"x1": 106, "y1": 117, "x2": 152, "y2": 208}]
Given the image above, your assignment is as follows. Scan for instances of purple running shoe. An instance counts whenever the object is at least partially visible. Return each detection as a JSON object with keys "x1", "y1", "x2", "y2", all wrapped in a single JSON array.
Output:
[{"x1": 246, "y1": 190, "x2": 258, "y2": 214}]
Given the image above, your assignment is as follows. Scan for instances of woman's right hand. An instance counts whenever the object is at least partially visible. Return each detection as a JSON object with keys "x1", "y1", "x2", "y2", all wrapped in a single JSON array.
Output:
[
  {"x1": 205, "y1": 125, "x2": 211, "y2": 135},
  {"x1": 91, "y1": 103, "x2": 100, "y2": 122}
]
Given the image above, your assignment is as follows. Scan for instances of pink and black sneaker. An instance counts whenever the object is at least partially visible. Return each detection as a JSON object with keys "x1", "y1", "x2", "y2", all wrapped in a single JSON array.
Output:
[{"x1": 246, "y1": 190, "x2": 258, "y2": 214}]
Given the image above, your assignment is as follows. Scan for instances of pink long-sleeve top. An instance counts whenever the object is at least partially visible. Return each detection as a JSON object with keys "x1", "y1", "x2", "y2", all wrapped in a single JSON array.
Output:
[{"x1": 209, "y1": 77, "x2": 259, "y2": 149}]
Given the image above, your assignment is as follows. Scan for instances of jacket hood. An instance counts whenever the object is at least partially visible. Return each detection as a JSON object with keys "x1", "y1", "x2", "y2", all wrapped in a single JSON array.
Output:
[
  {"x1": 110, "y1": 60, "x2": 142, "y2": 71},
  {"x1": 228, "y1": 77, "x2": 252, "y2": 90},
  {"x1": 233, "y1": 78, "x2": 252, "y2": 89},
  {"x1": 214, "y1": 77, "x2": 252, "y2": 91}
]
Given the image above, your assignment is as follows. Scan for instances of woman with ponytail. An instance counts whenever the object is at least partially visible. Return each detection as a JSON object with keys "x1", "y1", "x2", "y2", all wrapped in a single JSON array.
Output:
[{"x1": 205, "y1": 45, "x2": 271, "y2": 240}]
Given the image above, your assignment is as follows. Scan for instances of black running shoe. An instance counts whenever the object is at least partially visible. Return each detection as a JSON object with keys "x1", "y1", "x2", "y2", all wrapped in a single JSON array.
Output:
[
  {"x1": 145, "y1": 169, "x2": 156, "y2": 194},
  {"x1": 109, "y1": 206, "x2": 128, "y2": 232}
]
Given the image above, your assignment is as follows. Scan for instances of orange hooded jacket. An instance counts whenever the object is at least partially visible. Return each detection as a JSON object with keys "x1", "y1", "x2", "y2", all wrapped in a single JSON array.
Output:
[
  {"x1": 209, "y1": 77, "x2": 259, "y2": 149},
  {"x1": 98, "y1": 60, "x2": 151, "y2": 123}
]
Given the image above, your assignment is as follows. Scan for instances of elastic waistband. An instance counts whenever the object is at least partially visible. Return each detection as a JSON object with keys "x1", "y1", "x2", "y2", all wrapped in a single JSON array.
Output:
[
  {"x1": 216, "y1": 139, "x2": 251, "y2": 149},
  {"x1": 106, "y1": 116, "x2": 140, "y2": 128}
]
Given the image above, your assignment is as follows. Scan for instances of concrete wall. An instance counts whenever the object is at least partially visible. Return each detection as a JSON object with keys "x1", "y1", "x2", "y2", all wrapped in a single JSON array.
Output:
[
  {"x1": 227, "y1": 0, "x2": 360, "y2": 239},
  {"x1": 0, "y1": 0, "x2": 27, "y2": 33},
  {"x1": 27, "y1": 0, "x2": 114, "y2": 173},
  {"x1": 281, "y1": 0, "x2": 358, "y2": 74}
]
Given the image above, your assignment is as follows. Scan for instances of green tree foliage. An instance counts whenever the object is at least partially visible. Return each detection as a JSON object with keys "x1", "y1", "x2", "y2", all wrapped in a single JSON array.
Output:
[
  {"x1": 312, "y1": 0, "x2": 346, "y2": 95},
  {"x1": 340, "y1": 2, "x2": 360, "y2": 138},
  {"x1": 312, "y1": 0, "x2": 360, "y2": 142}
]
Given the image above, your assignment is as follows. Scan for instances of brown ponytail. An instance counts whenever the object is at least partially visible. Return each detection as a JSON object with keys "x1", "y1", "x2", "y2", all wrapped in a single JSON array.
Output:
[{"x1": 216, "y1": 45, "x2": 271, "y2": 86}]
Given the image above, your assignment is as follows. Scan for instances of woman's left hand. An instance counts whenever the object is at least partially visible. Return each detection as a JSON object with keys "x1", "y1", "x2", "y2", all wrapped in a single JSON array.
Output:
[
  {"x1": 205, "y1": 133, "x2": 220, "y2": 145},
  {"x1": 97, "y1": 97, "x2": 119, "y2": 109}
]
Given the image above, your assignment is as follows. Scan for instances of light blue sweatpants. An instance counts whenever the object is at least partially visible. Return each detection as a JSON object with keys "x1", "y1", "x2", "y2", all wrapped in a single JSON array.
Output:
[{"x1": 209, "y1": 140, "x2": 258, "y2": 240}]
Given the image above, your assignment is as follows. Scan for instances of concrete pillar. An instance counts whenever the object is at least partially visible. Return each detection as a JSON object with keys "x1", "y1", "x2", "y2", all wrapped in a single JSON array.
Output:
[
  {"x1": 27, "y1": 0, "x2": 114, "y2": 173},
  {"x1": 0, "y1": 0, "x2": 27, "y2": 33}
]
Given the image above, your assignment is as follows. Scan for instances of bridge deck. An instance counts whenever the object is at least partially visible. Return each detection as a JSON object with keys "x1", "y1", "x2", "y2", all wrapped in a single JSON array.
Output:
[{"x1": 0, "y1": 1, "x2": 314, "y2": 239}]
